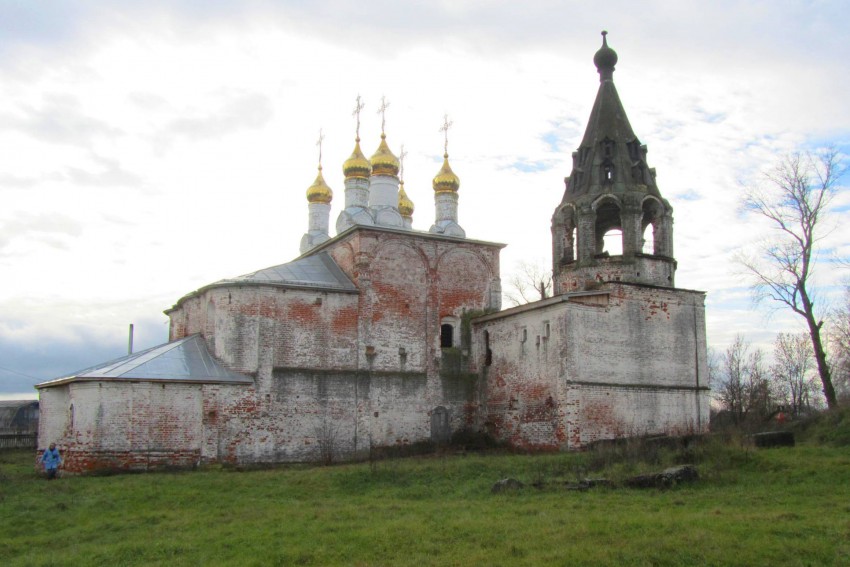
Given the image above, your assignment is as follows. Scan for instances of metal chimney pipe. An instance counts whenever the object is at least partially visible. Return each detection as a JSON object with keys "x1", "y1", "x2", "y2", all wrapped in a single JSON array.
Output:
[{"x1": 128, "y1": 323, "x2": 134, "y2": 355}]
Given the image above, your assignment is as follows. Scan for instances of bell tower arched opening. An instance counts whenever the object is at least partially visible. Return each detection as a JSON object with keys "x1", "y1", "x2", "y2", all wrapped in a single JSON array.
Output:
[
  {"x1": 641, "y1": 197, "x2": 663, "y2": 254},
  {"x1": 594, "y1": 199, "x2": 622, "y2": 256},
  {"x1": 602, "y1": 229, "x2": 623, "y2": 256},
  {"x1": 552, "y1": 205, "x2": 578, "y2": 267}
]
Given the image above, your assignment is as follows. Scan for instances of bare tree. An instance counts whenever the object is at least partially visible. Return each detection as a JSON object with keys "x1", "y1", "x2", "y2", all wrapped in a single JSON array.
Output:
[
  {"x1": 707, "y1": 346, "x2": 722, "y2": 389},
  {"x1": 504, "y1": 260, "x2": 553, "y2": 306},
  {"x1": 716, "y1": 335, "x2": 749, "y2": 423},
  {"x1": 739, "y1": 149, "x2": 843, "y2": 408},
  {"x1": 772, "y1": 332, "x2": 818, "y2": 415},
  {"x1": 716, "y1": 335, "x2": 775, "y2": 423},
  {"x1": 744, "y1": 349, "x2": 774, "y2": 419},
  {"x1": 828, "y1": 284, "x2": 850, "y2": 401}
]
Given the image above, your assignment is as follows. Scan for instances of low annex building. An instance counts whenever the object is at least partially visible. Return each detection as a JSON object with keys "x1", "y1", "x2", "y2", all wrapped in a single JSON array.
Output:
[{"x1": 37, "y1": 34, "x2": 710, "y2": 473}]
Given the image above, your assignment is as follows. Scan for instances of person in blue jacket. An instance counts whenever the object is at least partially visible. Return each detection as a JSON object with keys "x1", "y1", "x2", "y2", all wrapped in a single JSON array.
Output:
[{"x1": 41, "y1": 443, "x2": 62, "y2": 480}]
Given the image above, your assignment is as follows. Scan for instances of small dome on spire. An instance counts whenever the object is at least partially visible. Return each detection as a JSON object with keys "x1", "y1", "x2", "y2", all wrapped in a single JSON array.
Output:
[
  {"x1": 343, "y1": 137, "x2": 371, "y2": 179},
  {"x1": 433, "y1": 153, "x2": 460, "y2": 193},
  {"x1": 398, "y1": 181, "x2": 414, "y2": 217},
  {"x1": 370, "y1": 133, "x2": 400, "y2": 177},
  {"x1": 593, "y1": 31, "x2": 618, "y2": 79},
  {"x1": 306, "y1": 165, "x2": 333, "y2": 204}
]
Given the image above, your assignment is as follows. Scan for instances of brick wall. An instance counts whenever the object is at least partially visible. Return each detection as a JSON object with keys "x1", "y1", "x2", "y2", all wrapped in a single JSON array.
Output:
[
  {"x1": 474, "y1": 281, "x2": 709, "y2": 450},
  {"x1": 564, "y1": 382, "x2": 708, "y2": 447},
  {"x1": 473, "y1": 300, "x2": 567, "y2": 450},
  {"x1": 39, "y1": 381, "x2": 207, "y2": 473},
  {"x1": 46, "y1": 227, "x2": 506, "y2": 472}
]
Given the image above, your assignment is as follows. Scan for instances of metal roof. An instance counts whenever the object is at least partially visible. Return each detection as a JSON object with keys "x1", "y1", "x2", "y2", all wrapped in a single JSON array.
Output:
[
  {"x1": 221, "y1": 252, "x2": 357, "y2": 292},
  {"x1": 36, "y1": 335, "x2": 253, "y2": 388},
  {"x1": 0, "y1": 400, "x2": 38, "y2": 409}
]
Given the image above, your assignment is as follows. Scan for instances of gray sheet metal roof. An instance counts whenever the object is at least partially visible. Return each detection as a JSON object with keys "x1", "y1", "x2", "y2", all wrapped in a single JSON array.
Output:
[
  {"x1": 165, "y1": 252, "x2": 357, "y2": 315},
  {"x1": 0, "y1": 400, "x2": 38, "y2": 409},
  {"x1": 36, "y1": 335, "x2": 253, "y2": 388},
  {"x1": 221, "y1": 252, "x2": 357, "y2": 291}
]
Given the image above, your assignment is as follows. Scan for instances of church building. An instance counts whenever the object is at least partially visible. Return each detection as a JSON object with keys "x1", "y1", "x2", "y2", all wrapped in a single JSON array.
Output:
[{"x1": 37, "y1": 34, "x2": 710, "y2": 473}]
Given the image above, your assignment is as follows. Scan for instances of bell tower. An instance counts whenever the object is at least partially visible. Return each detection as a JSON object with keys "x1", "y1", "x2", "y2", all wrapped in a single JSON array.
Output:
[{"x1": 552, "y1": 32, "x2": 676, "y2": 293}]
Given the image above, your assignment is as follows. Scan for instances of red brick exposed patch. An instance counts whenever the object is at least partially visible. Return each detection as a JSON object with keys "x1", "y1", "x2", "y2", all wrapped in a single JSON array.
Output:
[
  {"x1": 371, "y1": 282, "x2": 413, "y2": 321},
  {"x1": 331, "y1": 305, "x2": 358, "y2": 332},
  {"x1": 287, "y1": 301, "x2": 319, "y2": 324}
]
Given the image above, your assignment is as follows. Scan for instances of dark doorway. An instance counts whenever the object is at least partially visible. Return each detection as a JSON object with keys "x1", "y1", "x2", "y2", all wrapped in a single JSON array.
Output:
[{"x1": 440, "y1": 324, "x2": 454, "y2": 348}]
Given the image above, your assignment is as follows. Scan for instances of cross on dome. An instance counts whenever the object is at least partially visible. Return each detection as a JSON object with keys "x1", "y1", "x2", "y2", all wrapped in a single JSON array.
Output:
[
  {"x1": 316, "y1": 128, "x2": 325, "y2": 166},
  {"x1": 352, "y1": 95, "x2": 365, "y2": 141},
  {"x1": 399, "y1": 144, "x2": 407, "y2": 181},
  {"x1": 439, "y1": 114, "x2": 453, "y2": 156},
  {"x1": 377, "y1": 96, "x2": 390, "y2": 134}
]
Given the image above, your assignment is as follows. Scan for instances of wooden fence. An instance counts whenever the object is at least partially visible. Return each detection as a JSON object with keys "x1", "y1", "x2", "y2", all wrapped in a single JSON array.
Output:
[{"x1": 0, "y1": 433, "x2": 38, "y2": 450}]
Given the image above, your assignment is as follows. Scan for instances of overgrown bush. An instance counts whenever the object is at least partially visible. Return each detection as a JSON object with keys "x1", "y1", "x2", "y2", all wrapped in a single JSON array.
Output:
[{"x1": 789, "y1": 405, "x2": 850, "y2": 446}]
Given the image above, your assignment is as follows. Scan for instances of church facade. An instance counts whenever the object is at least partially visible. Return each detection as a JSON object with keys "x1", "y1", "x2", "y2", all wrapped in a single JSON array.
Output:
[{"x1": 37, "y1": 34, "x2": 709, "y2": 473}]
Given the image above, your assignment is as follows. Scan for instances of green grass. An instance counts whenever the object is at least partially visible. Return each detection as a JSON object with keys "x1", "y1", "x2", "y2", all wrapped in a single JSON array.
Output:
[{"x1": 2, "y1": 419, "x2": 849, "y2": 566}]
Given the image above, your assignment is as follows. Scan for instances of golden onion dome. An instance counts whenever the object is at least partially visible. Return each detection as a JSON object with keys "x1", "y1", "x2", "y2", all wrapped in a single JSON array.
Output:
[
  {"x1": 306, "y1": 165, "x2": 333, "y2": 204},
  {"x1": 370, "y1": 133, "x2": 400, "y2": 177},
  {"x1": 342, "y1": 137, "x2": 371, "y2": 179},
  {"x1": 432, "y1": 153, "x2": 460, "y2": 193},
  {"x1": 398, "y1": 182, "x2": 414, "y2": 217}
]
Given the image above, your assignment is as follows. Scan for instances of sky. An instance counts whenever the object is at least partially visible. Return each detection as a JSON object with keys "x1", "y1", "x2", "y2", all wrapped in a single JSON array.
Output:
[{"x1": 2, "y1": 1, "x2": 849, "y2": 398}]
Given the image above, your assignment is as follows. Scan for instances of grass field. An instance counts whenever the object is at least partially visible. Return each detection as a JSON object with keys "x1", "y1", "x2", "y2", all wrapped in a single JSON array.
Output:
[{"x1": 2, "y1": 418, "x2": 849, "y2": 566}]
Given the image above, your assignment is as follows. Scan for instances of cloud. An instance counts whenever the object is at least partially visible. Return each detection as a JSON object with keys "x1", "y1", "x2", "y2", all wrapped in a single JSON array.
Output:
[
  {"x1": 0, "y1": 2, "x2": 83, "y2": 50},
  {"x1": 60, "y1": 154, "x2": 144, "y2": 188},
  {"x1": 672, "y1": 189, "x2": 702, "y2": 202},
  {"x1": 127, "y1": 91, "x2": 170, "y2": 111},
  {"x1": 0, "y1": 338, "x2": 129, "y2": 394},
  {"x1": 0, "y1": 212, "x2": 83, "y2": 254},
  {"x1": 0, "y1": 174, "x2": 40, "y2": 189},
  {"x1": 165, "y1": 91, "x2": 273, "y2": 140},
  {"x1": 0, "y1": 94, "x2": 121, "y2": 147},
  {"x1": 505, "y1": 159, "x2": 556, "y2": 173},
  {"x1": 540, "y1": 120, "x2": 583, "y2": 154},
  {"x1": 0, "y1": 309, "x2": 168, "y2": 393}
]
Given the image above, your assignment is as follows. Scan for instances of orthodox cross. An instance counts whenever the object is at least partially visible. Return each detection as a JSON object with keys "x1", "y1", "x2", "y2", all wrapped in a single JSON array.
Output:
[
  {"x1": 377, "y1": 96, "x2": 390, "y2": 134},
  {"x1": 352, "y1": 95, "x2": 365, "y2": 140},
  {"x1": 316, "y1": 128, "x2": 325, "y2": 166},
  {"x1": 399, "y1": 144, "x2": 407, "y2": 181},
  {"x1": 440, "y1": 114, "x2": 453, "y2": 155}
]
